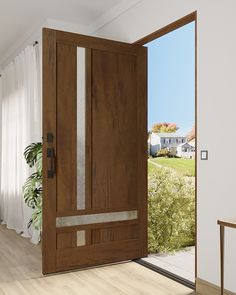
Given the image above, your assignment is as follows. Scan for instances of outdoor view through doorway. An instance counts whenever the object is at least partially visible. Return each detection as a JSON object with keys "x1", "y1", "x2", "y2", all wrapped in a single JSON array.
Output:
[{"x1": 143, "y1": 21, "x2": 196, "y2": 284}]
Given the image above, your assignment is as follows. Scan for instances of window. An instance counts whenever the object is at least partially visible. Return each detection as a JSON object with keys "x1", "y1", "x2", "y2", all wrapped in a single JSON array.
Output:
[{"x1": 182, "y1": 138, "x2": 184, "y2": 143}]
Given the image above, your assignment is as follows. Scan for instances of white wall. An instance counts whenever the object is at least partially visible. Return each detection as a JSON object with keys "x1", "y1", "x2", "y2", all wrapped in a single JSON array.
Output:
[
  {"x1": 94, "y1": 0, "x2": 236, "y2": 292},
  {"x1": 0, "y1": 20, "x2": 88, "y2": 70},
  {"x1": 0, "y1": 77, "x2": 2, "y2": 218}
]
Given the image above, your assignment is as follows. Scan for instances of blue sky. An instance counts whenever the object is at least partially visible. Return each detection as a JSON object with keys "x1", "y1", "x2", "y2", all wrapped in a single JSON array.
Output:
[{"x1": 147, "y1": 21, "x2": 195, "y2": 135}]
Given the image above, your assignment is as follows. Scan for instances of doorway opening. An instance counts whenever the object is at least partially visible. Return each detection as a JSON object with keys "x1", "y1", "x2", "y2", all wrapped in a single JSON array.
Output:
[{"x1": 135, "y1": 12, "x2": 197, "y2": 289}]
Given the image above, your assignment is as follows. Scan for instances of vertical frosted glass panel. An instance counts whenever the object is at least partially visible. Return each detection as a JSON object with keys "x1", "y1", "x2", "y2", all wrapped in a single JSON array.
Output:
[
  {"x1": 77, "y1": 230, "x2": 86, "y2": 247},
  {"x1": 77, "y1": 47, "x2": 86, "y2": 209}
]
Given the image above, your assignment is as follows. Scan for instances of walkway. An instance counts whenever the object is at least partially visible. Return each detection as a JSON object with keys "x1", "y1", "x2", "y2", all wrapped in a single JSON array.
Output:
[{"x1": 142, "y1": 247, "x2": 195, "y2": 283}]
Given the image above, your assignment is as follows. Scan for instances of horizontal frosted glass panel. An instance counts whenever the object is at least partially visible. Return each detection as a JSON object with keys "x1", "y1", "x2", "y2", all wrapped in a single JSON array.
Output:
[
  {"x1": 56, "y1": 211, "x2": 138, "y2": 228},
  {"x1": 77, "y1": 47, "x2": 86, "y2": 210},
  {"x1": 77, "y1": 230, "x2": 86, "y2": 246}
]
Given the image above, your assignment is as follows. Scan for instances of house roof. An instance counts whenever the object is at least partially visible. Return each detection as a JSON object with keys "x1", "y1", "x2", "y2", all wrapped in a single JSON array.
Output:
[
  {"x1": 188, "y1": 139, "x2": 195, "y2": 146},
  {"x1": 153, "y1": 132, "x2": 186, "y2": 138},
  {"x1": 178, "y1": 142, "x2": 194, "y2": 147}
]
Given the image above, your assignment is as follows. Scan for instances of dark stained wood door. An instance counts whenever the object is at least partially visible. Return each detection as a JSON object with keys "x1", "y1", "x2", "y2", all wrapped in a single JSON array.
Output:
[{"x1": 42, "y1": 28, "x2": 147, "y2": 274}]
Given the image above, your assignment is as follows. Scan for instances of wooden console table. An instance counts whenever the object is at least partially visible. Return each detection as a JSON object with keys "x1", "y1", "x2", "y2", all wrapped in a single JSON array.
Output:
[{"x1": 217, "y1": 218, "x2": 236, "y2": 295}]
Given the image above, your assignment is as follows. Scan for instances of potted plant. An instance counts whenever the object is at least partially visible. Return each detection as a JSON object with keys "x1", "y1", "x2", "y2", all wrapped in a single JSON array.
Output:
[{"x1": 23, "y1": 142, "x2": 42, "y2": 232}]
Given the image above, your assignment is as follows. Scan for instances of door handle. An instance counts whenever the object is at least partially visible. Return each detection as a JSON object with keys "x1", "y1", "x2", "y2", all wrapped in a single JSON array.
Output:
[{"x1": 47, "y1": 148, "x2": 55, "y2": 178}]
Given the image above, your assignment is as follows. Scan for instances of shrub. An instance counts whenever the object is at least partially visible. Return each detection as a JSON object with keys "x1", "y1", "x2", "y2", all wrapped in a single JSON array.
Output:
[
  {"x1": 168, "y1": 147, "x2": 177, "y2": 158},
  {"x1": 156, "y1": 147, "x2": 178, "y2": 158},
  {"x1": 148, "y1": 166, "x2": 195, "y2": 253},
  {"x1": 156, "y1": 148, "x2": 170, "y2": 157}
]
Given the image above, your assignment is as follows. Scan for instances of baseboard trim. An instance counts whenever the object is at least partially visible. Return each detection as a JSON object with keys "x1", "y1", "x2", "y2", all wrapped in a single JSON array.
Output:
[{"x1": 196, "y1": 278, "x2": 235, "y2": 295}]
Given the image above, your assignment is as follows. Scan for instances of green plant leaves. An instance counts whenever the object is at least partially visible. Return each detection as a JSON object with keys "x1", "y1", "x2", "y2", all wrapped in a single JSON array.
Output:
[
  {"x1": 24, "y1": 142, "x2": 42, "y2": 168},
  {"x1": 23, "y1": 172, "x2": 42, "y2": 208},
  {"x1": 31, "y1": 197, "x2": 42, "y2": 231},
  {"x1": 23, "y1": 142, "x2": 42, "y2": 232}
]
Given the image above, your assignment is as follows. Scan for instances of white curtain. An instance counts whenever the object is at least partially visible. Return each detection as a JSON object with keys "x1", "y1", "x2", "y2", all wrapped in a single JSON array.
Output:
[{"x1": 0, "y1": 44, "x2": 42, "y2": 244}]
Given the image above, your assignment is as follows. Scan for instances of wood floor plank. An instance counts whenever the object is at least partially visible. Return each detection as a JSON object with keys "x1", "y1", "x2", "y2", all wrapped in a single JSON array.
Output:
[
  {"x1": 0, "y1": 225, "x2": 42, "y2": 283},
  {"x1": 0, "y1": 263, "x2": 195, "y2": 295},
  {"x1": 0, "y1": 225, "x2": 195, "y2": 294}
]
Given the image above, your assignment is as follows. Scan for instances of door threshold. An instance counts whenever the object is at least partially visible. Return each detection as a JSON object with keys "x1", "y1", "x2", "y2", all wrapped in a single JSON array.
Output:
[{"x1": 133, "y1": 259, "x2": 195, "y2": 290}]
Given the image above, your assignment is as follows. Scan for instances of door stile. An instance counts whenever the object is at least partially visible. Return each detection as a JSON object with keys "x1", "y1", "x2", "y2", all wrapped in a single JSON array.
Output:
[
  {"x1": 137, "y1": 47, "x2": 148, "y2": 257},
  {"x1": 42, "y1": 28, "x2": 57, "y2": 274}
]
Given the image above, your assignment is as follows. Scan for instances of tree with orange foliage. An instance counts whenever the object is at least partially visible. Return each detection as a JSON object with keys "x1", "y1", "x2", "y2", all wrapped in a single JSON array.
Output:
[
  {"x1": 187, "y1": 125, "x2": 195, "y2": 141},
  {"x1": 152, "y1": 122, "x2": 179, "y2": 133}
]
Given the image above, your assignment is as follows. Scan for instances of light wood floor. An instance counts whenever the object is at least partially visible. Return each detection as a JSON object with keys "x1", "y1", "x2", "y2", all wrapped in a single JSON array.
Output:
[
  {"x1": 0, "y1": 224, "x2": 42, "y2": 283},
  {"x1": 0, "y1": 225, "x2": 195, "y2": 295}
]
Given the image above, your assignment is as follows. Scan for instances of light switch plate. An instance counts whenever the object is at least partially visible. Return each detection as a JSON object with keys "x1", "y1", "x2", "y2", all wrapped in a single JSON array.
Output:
[{"x1": 201, "y1": 150, "x2": 208, "y2": 160}]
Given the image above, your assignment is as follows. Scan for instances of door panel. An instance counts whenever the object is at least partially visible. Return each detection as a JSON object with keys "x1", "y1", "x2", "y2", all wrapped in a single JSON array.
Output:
[
  {"x1": 92, "y1": 223, "x2": 139, "y2": 244},
  {"x1": 56, "y1": 239, "x2": 141, "y2": 271},
  {"x1": 92, "y1": 50, "x2": 138, "y2": 209},
  {"x1": 42, "y1": 28, "x2": 147, "y2": 274}
]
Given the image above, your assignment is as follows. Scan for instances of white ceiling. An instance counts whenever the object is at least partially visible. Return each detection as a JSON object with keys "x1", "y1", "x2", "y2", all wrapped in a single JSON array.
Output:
[{"x1": 0, "y1": 0, "x2": 140, "y2": 67}]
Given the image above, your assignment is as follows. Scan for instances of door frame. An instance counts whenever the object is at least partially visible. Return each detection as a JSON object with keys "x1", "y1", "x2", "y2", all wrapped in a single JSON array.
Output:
[{"x1": 133, "y1": 11, "x2": 197, "y2": 290}]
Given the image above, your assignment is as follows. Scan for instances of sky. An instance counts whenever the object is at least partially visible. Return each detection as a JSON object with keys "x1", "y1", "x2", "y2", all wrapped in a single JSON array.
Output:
[{"x1": 147, "y1": 21, "x2": 195, "y2": 135}]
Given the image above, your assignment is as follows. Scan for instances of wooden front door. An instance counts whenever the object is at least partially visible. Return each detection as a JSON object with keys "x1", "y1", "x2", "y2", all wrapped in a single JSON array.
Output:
[{"x1": 42, "y1": 28, "x2": 147, "y2": 274}]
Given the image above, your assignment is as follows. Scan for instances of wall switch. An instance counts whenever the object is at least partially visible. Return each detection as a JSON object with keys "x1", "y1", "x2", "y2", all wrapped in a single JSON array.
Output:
[{"x1": 201, "y1": 150, "x2": 208, "y2": 160}]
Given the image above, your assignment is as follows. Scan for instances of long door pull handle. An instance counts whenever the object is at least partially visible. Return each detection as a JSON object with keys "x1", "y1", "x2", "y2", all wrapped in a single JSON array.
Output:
[{"x1": 47, "y1": 148, "x2": 55, "y2": 178}]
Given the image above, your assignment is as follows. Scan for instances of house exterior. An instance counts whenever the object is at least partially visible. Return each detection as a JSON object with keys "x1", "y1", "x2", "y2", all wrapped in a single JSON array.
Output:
[
  {"x1": 149, "y1": 132, "x2": 186, "y2": 156},
  {"x1": 188, "y1": 138, "x2": 195, "y2": 148},
  {"x1": 147, "y1": 136, "x2": 151, "y2": 156},
  {"x1": 176, "y1": 142, "x2": 195, "y2": 159}
]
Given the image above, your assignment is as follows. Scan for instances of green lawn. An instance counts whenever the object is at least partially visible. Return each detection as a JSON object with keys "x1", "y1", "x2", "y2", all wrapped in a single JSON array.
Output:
[
  {"x1": 149, "y1": 157, "x2": 195, "y2": 177},
  {"x1": 148, "y1": 161, "x2": 158, "y2": 175}
]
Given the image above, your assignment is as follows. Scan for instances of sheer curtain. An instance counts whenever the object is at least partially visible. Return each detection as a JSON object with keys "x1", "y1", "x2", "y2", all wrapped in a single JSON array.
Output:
[{"x1": 0, "y1": 44, "x2": 42, "y2": 244}]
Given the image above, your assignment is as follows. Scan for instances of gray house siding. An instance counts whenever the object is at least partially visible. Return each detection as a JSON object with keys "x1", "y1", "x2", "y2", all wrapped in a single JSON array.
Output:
[{"x1": 149, "y1": 133, "x2": 186, "y2": 156}]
